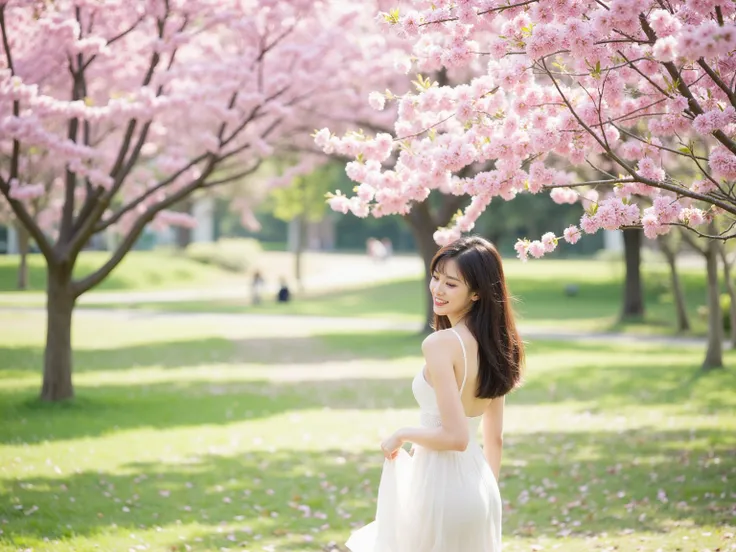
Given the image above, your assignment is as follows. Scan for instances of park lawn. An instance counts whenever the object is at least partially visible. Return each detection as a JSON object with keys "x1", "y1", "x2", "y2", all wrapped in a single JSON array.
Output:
[
  {"x1": 81, "y1": 258, "x2": 714, "y2": 336},
  {"x1": 0, "y1": 251, "x2": 240, "y2": 297},
  {"x1": 0, "y1": 311, "x2": 734, "y2": 551}
]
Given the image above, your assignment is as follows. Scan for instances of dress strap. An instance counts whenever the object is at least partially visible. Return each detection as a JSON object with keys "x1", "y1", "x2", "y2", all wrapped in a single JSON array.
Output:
[{"x1": 449, "y1": 328, "x2": 468, "y2": 394}]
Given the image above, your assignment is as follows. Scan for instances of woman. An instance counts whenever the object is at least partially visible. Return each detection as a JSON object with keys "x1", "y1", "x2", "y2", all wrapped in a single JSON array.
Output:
[{"x1": 346, "y1": 236, "x2": 524, "y2": 552}]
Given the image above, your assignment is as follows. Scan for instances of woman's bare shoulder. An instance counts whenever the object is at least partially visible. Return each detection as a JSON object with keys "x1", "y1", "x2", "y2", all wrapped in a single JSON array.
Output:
[{"x1": 421, "y1": 328, "x2": 459, "y2": 353}]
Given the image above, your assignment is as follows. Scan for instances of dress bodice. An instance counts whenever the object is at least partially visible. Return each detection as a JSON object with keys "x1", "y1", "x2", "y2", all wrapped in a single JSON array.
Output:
[{"x1": 411, "y1": 329, "x2": 482, "y2": 440}]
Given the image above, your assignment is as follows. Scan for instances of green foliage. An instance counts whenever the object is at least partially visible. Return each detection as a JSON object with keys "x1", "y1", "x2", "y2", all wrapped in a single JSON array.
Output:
[
  {"x1": 184, "y1": 238, "x2": 262, "y2": 273},
  {"x1": 720, "y1": 292, "x2": 731, "y2": 332},
  {"x1": 412, "y1": 73, "x2": 434, "y2": 92},
  {"x1": 270, "y1": 162, "x2": 348, "y2": 223},
  {"x1": 334, "y1": 212, "x2": 416, "y2": 252},
  {"x1": 382, "y1": 7, "x2": 400, "y2": 24},
  {"x1": 473, "y1": 192, "x2": 602, "y2": 256}
]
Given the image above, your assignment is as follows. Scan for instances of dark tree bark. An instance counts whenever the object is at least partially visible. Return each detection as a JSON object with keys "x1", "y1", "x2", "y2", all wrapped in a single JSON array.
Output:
[
  {"x1": 621, "y1": 228, "x2": 645, "y2": 320},
  {"x1": 405, "y1": 203, "x2": 440, "y2": 333},
  {"x1": 703, "y1": 238, "x2": 724, "y2": 369},
  {"x1": 659, "y1": 234, "x2": 690, "y2": 332},
  {"x1": 16, "y1": 221, "x2": 29, "y2": 290},
  {"x1": 403, "y1": 195, "x2": 466, "y2": 333},
  {"x1": 680, "y1": 227, "x2": 725, "y2": 370},
  {"x1": 174, "y1": 198, "x2": 193, "y2": 249},
  {"x1": 41, "y1": 263, "x2": 76, "y2": 401},
  {"x1": 294, "y1": 214, "x2": 306, "y2": 292}
]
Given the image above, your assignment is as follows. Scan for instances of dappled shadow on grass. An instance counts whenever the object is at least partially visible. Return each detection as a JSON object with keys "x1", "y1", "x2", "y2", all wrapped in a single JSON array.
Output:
[
  {"x1": 0, "y1": 448, "x2": 381, "y2": 551},
  {"x1": 3, "y1": 335, "x2": 734, "y2": 443},
  {"x1": 0, "y1": 375, "x2": 419, "y2": 444},
  {"x1": 500, "y1": 427, "x2": 735, "y2": 539},
  {"x1": 0, "y1": 337, "x2": 237, "y2": 374},
  {"x1": 1, "y1": 331, "x2": 424, "y2": 377},
  {"x1": 1, "y1": 427, "x2": 733, "y2": 550}
]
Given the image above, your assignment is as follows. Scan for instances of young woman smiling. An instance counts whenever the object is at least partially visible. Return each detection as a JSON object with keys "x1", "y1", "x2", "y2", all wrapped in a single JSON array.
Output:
[{"x1": 346, "y1": 235, "x2": 524, "y2": 552}]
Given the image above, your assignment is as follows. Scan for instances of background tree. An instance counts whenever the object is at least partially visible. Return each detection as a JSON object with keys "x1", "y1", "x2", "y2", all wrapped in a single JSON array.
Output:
[
  {"x1": 718, "y1": 240, "x2": 736, "y2": 346},
  {"x1": 270, "y1": 161, "x2": 347, "y2": 288},
  {"x1": 0, "y1": 0, "x2": 392, "y2": 401},
  {"x1": 681, "y1": 226, "x2": 724, "y2": 368},
  {"x1": 318, "y1": 0, "x2": 736, "y2": 370},
  {"x1": 657, "y1": 229, "x2": 691, "y2": 333},
  {"x1": 621, "y1": 228, "x2": 645, "y2": 320}
]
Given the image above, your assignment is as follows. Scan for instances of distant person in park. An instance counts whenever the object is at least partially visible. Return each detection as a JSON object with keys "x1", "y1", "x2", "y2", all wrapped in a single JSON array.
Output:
[
  {"x1": 250, "y1": 270, "x2": 264, "y2": 305},
  {"x1": 366, "y1": 237, "x2": 386, "y2": 262},
  {"x1": 346, "y1": 236, "x2": 524, "y2": 552},
  {"x1": 276, "y1": 277, "x2": 290, "y2": 303},
  {"x1": 381, "y1": 237, "x2": 393, "y2": 261}
]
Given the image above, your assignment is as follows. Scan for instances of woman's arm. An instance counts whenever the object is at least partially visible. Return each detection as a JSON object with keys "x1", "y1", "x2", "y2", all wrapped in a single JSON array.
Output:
[
  {"x1": 482, "y1": 395, "x2": 505, "y2": 480},
  {"x1": 388, "y1": 332, "x2": 470, "y2": 453}
]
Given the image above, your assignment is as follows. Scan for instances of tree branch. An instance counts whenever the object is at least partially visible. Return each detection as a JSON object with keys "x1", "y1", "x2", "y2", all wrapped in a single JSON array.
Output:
[
  {"x1": 81, "y1": 15, "x2": 146, "y2": 71},
  {"x1": 60, "y1": 11, "x2": 85, "y2": 246},
  {"x1": 0, "y1": 6, "x2": 21, "y2": 183},
  {"x1": 0, "y1": 176, "x2": 55, "y2": 260},
  {"x1": 696, "y1": 57, "x2": 736, "y2": 108},
  {"x1": 201, "y1": 160, "x2": 262, "y2": 189},
  {"x1": 611, "y1": 123, "x2": 708, "y2": 161},
  {"x1": 93, "y1": 151, "x2": 214, "y2": 234},
  {"x1": 72, "y1": 159, "x2": 219, "y2": 296},
  {"x1": 616, "y1": 49, "x2": 673, "y2": 101},
  {"x1": 70, "y1": 10, "x2": 185, "y2": 256},
  {"x1": 420, "y1": 0, "x2": 539, "y2": 26}
]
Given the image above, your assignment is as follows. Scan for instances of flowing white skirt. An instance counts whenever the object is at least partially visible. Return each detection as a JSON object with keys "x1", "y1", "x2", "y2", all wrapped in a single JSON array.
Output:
[{"x1": 346, "y1": 442, "x2": 502, "y2": 552}]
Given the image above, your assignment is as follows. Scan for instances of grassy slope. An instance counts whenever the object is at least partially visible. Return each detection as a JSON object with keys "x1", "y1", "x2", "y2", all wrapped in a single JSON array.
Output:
[{"x1": 0, "y1": 310, "x2": 733, "y2": 551}]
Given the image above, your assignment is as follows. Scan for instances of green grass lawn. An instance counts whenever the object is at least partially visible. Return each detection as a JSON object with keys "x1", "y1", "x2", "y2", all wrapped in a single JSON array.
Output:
[
  {"x1": 80, "y1": 258, "x2": 715, "y2": 336},
  {"x1": 0, "y1": 310, "x2": 734, "y2": 551},
  {"x1": 0, "y1": 251, "x2": 240, "y2": 294}
]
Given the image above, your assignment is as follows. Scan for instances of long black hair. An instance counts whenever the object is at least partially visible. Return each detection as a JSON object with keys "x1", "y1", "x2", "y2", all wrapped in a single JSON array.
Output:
[{"x1": 430, "y1": 236, "x2": 524, "y2": 399}]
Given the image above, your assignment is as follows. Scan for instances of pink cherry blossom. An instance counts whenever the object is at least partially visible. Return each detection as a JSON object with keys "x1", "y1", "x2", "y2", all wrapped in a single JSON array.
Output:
[
  {"x1": 528, "y1": 240, "x2": 546, "y2": 258},
  {"x1": 709, "y1": 147, "x2": 736, "y2": 180},
  {"x1": 369, "y1": 92, "x2": 386, "y2": 111},
  {"x1": 514, "y1": 239, "x2": 530, "y2": 262},
  {"x1": 563, "y1": 225, "x2": 582, "y2": 244},
  {"x1": 315, "y1": 0, "x2": 736, "y2": 258},
  {"x1": 541, "y1": 232, "x2": 557, "y2": 253}
]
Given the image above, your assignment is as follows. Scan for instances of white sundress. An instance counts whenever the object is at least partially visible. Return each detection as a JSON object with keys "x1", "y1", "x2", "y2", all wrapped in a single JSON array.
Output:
[{"x1": 346, "y1": 328, "x2": 502, "y2": 552}]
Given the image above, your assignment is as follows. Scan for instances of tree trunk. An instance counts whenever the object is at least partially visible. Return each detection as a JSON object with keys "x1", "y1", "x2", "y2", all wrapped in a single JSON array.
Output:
[
  {"x1": 660, "y1": 239, "x2": 690, "y2": 332},
  {"x1": 703, "y1": 239, "x2": 724, "y2": 370},
  {"x1": 294, "y1": 214, "x2": 306, "y2": 292},
  {"x1": 404, "y1": 208, "x2": 440, "y2": 333},
  {"x1": 16, "y1": 222, "x2": 29, "y2": 290},
  {"x1": 718, "y1": 245, "x2": 736, "y2": 348},
  {"x1": 40, "y1": 264, "x2": 76, "y2": 401},
  {"x1": 174, "y1": 199, "x2": 194, "y2": 250},
  {"x1": 621, "y1": 228, "x2": 645, "y2": 320}
]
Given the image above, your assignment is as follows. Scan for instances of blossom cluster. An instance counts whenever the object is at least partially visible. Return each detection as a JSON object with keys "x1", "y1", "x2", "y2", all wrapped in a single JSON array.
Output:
[
  {"x1": 318, "y1": 0, "x2": 736, "y2": 259},
  {"x1": 1, "y1": 0, "x2": 402, "y2": 240}
]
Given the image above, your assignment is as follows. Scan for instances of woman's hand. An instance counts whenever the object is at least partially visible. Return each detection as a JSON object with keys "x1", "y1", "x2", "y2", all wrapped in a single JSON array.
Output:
[{"x1": 380, "y1": 431, "x2": 404, "y2": 460}]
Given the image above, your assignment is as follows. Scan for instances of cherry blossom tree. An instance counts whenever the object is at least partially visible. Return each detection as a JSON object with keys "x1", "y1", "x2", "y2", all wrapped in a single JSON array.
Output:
[
  {"x1": 317, "y1": 0, "x2": 736, "y2": 367},
  {"x1": 0, "y1": 0, "x2": 394, "y2": 401}
]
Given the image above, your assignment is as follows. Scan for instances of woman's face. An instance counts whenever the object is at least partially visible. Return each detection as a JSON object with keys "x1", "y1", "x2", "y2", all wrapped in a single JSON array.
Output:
[{"x1": 429, "y1": 258, "x2": 477, "y2": 320}]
